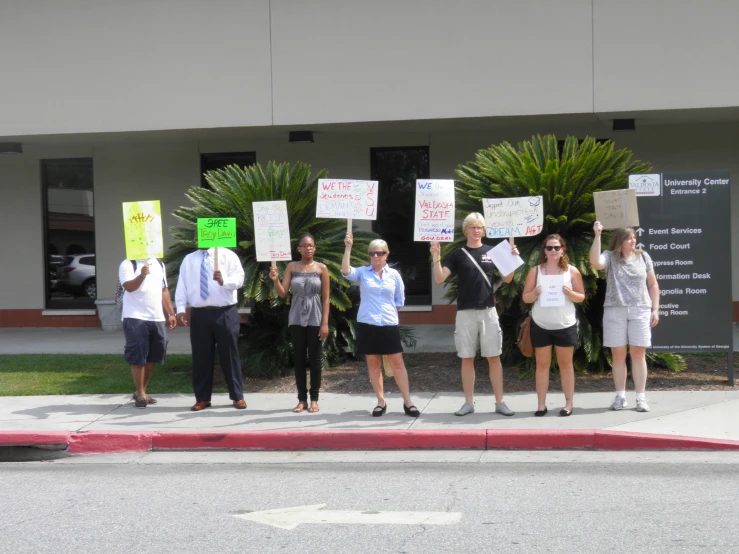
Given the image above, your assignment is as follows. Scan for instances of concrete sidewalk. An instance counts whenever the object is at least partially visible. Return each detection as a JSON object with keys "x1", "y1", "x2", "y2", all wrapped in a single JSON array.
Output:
[{"x1": 2, "y1": 390, "x2": 739, "y2": 454}]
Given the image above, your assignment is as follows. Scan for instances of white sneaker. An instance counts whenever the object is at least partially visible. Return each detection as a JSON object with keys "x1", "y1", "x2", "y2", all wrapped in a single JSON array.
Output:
[
  {"x1": 636, "y1": 398, "x2": 650, "y2": 412},
  {"x1": 610, "y1": 395, "x2": 628, "y2": 411}
]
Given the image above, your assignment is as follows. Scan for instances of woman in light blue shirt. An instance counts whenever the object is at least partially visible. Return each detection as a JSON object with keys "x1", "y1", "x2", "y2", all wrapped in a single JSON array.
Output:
[{"x1": 342, "y1": 234, "x2": 420, "y2": 418}]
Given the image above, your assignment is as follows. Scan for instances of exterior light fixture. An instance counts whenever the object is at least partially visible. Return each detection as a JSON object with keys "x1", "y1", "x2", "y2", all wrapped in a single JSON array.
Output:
[
  {"x1": 612, "y1": 119, "x2": 636, "y2": 132},
  {"x1": 0, "y1": 142, "x2": 23, "y2": 154},
  {"x1": 288, "y1": 131, "x2": 314, "y2": 144}
]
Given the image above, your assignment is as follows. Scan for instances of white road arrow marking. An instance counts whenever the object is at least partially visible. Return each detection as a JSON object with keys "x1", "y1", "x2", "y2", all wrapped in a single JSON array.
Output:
[{"x1": 234, "y1": 504, "x2": 462, "y2": 530}]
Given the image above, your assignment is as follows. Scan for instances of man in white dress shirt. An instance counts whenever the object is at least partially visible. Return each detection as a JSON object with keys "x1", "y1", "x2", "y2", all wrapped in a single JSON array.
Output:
[
  {"x1": 175, "y1": 247, "x2": 246, "y2": 411},
  {"x1": 119, "y1": 258, "x2": 177, "y2": 408}
]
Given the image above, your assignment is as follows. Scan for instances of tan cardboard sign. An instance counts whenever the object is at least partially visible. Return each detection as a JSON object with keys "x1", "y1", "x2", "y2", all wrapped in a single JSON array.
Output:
[{"x1": 593, "y1": 189, "x2": 639, "y2": 229}]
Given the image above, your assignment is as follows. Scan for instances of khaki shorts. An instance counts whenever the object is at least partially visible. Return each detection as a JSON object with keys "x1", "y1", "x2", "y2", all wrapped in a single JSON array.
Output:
[
  {"x1": 454, "y1": 308, "x2": 503, "y2": 359},
  {"x1": 603, "y1": 306, "x2": 652, "y2": 348}
]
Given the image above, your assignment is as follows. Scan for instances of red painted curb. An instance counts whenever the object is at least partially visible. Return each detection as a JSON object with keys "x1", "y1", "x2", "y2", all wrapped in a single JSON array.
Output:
[
  {"x1": 153, "y1": 430, "x2": 488, "y2": 451},
  {"x1": 594, "y1": 430, "x2": 739, "y2": 451},
  {"x1": 0, "y1": 431, "x2": 70, "y2": 447},
  {"x1": 486, "y1": 430, "x2": 596, "y2": 450},
  {"x1": 68, "y1": 432, "x2": 155, "y2": 454}
]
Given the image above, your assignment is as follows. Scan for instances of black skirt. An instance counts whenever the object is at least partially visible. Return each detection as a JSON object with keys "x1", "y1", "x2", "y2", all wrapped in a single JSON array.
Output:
[{"x1": 356, "y1": 322, "x2": 403, "y2": 355}]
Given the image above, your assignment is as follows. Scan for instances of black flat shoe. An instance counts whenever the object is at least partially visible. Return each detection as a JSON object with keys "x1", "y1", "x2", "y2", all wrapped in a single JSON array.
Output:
[
  {"x1": 403, "y1": 404, "x2": 420, "y2": 417},
  {"x1": 534, "y1": 407, "x2": 548, "y2": 417},
  {"x1": 559, "y1": 408, "x2": 573, "y2": 417},
  {"x1": 372, "y1": 404, "x2": 387, "y2": 417}
]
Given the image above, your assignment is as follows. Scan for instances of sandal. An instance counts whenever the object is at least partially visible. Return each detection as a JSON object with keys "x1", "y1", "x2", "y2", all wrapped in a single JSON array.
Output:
[
  {"x1": 308, "y1": 401, "x2": 320, "y2": 413},
  {"x1": 293, "y1": 402, "x2": 308, "y2": 413},
  {"x1": 372, "y1": 404, "x2": 387, "y2": 417},
  {"x1": 403, "y1": 404, "x2": 420, "y2": 417}
]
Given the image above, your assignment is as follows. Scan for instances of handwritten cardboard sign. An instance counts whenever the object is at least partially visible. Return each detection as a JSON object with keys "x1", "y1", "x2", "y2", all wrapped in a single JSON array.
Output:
[
  {"x1": 253, "y1": 201, "x2": 291, "y2": 262},
  {"x1": 482, "y1": 196, "x2": 544, "y2": 239},
  {"x1": 593, "y1": 189, "x2": 639, "y2": 229},
  {"x1": 197, "y1": 218, "x2": 237, "y2": 248},
  {"x1": 539, "y1": 274, "x2": 565, "y2": 307},
  {"x1": 122, "y1": 200, "x2": 164, "y2": 260},
  {"x1": 316, "y1": 179, "x2": 378, "y2": 220},
  {"x1": 414, "y1": 179, "x2": 455, "y2": 242}
]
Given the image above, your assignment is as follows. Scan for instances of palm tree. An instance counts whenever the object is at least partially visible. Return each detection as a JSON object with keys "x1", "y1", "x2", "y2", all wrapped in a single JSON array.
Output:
[
  {"x1": 167, "y1": 161, "x2": 377, "y2": 378},
  {"x1": 449, "y1": 134, "x2": 681, "y2": 372}
]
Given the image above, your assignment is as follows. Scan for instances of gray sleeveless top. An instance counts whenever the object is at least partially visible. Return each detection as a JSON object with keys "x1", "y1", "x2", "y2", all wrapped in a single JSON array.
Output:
[{"x1": 288, "y1": 271, "x2": 323, "y2": 327}]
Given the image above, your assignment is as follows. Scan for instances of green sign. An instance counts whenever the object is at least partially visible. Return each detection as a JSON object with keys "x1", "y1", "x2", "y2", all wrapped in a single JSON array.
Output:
[{"x1": 197, "y1": 218, "x2": 237, "y2": 248}]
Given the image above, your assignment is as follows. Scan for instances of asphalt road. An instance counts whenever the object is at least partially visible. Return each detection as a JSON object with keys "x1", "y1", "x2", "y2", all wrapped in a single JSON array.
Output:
[{"x1": 2, "y1": 452, "x2": 738, "y2": 554}]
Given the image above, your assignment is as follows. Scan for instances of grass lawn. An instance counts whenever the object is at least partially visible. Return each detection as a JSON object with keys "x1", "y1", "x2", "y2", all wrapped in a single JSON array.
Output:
[{"x1": 0, "y1": 354, "x2": 221, "y2": 396}]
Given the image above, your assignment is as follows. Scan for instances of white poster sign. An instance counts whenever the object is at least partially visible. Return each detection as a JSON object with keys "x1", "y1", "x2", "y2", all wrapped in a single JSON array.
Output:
[
  {"x1": 316, "y1": 179, "x2": 378, "y2": 220},
  {"x1": 413, "y1": 179, "x2": 455, "y2": 242},
  {"x1": 487, "y1": 240, "x2": 524, "y2": 277},
  {"x1": 539, "y1": 274, "x2": 565, "y2": 307},
  {"x1": 482, "y1": 196, "x2": 544, "y2": 239},
  {"x1": 253, "y1": 201, "x2": 292, "y2": 262}
]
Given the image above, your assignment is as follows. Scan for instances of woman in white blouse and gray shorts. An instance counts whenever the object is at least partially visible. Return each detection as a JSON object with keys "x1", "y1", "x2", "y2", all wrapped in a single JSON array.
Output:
[{"x1": 590, "y1": 222, "x2": 660, "y2": 412}]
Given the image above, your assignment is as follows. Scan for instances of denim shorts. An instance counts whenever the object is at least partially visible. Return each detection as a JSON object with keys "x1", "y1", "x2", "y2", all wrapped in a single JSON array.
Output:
[{"x1": 122, "y1": 318, "x2": 167, "y2": 366}]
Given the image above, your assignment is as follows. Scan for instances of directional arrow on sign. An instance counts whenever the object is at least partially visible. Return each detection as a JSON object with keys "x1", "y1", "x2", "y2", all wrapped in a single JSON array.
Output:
[
  {"x1": 636, "y1": 242, "x2": 646, "y2": 249},
  {"x1": 636, "y1": 228, "x2": 644, "y2": 236},
  {"x1": 234, "y1": 504, "x2": 462, "y2": 530}
]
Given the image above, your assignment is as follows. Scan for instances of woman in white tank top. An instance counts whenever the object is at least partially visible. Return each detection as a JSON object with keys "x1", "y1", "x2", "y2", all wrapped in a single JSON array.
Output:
[{"x1": 522, "y1": 235, "x2": 585, "y2": 417}]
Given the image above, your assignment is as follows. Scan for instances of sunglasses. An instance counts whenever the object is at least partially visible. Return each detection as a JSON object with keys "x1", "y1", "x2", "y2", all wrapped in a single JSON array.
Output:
[
  {"x1": 545, "y1": 246, "x2": 562, "y2": 251},
  {"x1": 369, "y1": 251, "x2": 387, "y2": 257}
]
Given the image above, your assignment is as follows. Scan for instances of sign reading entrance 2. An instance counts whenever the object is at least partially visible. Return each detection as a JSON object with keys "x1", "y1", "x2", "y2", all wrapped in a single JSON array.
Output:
[{"x1": 629, "y1": 171, "x2": 732, "y2": 357}]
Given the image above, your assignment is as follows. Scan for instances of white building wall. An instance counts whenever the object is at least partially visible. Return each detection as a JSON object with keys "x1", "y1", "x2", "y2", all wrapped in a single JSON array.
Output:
[
  {"x1": 271, "y1": 0, "x2": 594, "y2": 124},
  {"x1": 593, "y1": 0, "x2": 739, "y2": 112},
  {"x1": 0, "y1": 0, "x2": 273, "y2": 136}
]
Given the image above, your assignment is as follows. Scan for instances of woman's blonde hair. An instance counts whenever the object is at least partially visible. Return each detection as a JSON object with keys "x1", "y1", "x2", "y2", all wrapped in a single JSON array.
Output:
[
  {"x1": 368, "y1": 239, "x2": 389, "y2": 254},
  {"x1": 608, "y1": 227, "x2": 643, "y2": 261},
  {"x1": 462, "y1": 212, "x2": 485, "y2": 233},
  {"x1": 538, "y1": 234, "x2": 570, "y2": 271}
]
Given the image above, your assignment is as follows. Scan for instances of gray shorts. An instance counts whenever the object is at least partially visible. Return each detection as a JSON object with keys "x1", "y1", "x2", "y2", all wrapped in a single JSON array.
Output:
[
  {"x1": 603, "y1": 306, "x2": 651, "y2": 348},
  {"x1": 454, "y1": 307, "x2": 503, "y2": 359},
  {"x1": 122, "y1": 318, "x2": 167, "y2": 366}
]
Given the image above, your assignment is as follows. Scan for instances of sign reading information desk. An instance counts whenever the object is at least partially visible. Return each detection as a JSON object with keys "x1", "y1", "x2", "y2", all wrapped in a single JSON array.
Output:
[
  {"x1": 316, "y1": 179, "x2": 378, "y2": 220},
  {"x1": 197, "y1": 218, "x2": 237, "y2": 248},
  {"x1": 122, "y1": 200, "x2": 164, "y2": 260},
  {"x1": 629, "y1": 171, "x2": 731, "y2": 353},
  {"x1": 253, "y1": 201, "x2": 291, "y2": 262},
  {"x1": 414, "y1": 179, "x2": 455, "y2": 242},
  {"x1": 482, "y1": 196, "x2": 543, "y2": 238}
]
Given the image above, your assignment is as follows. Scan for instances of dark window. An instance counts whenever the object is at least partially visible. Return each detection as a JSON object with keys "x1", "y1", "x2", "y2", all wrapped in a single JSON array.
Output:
[
  {"x1": 371, "y1": 146, "x2": 431, "y2": 305},
  {"x1": 200, "y1": 152, "x2": 256, "y2": 188},
  {"x1": 79, "y1": 256, "x2": 96, "y2": 266},
  {"x1": 42, "y1": 158, "x2": 96, "y2": 309}
]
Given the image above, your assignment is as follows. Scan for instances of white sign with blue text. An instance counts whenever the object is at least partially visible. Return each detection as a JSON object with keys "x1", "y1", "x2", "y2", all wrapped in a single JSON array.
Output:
[{"x1": 414, "y1": 179, "x2": 455, "y2": 242}]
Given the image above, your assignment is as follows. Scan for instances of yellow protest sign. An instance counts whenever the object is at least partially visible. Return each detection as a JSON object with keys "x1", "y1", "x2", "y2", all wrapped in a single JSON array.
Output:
[{"x1": 122, "y1": 200, "x2": 164, "y2": 260}]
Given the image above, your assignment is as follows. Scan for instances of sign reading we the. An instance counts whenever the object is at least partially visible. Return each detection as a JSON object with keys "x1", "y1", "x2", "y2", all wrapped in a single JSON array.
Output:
[
  {"x1": 197, "y1": 218, "x2": 237, "y2": 248},
  {"x1": 316, "y1": 179, "x2": 378, "y2": 220},
  {"x1": 122, "y1": 200, "x2": 164, "y2": 260},
  {"x1": 414, "y1": 179, "x2": 455, "y2": 242}
]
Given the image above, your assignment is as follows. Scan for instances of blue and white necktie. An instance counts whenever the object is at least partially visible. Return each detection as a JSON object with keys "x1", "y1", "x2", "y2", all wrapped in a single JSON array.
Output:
[{"x1": 200, "y1": 251, "x2": 210, "y2": 300}]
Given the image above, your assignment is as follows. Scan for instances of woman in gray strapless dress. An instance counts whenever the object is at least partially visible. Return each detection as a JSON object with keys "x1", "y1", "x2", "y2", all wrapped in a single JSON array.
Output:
[{"x1": 269, "y1": 234, "x2": 330, "y2": 413}]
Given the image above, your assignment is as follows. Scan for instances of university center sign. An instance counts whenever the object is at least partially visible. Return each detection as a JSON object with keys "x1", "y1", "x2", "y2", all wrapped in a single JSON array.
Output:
[{"x1": 629, "y1": 171, "x2": 732, "y2": 375}]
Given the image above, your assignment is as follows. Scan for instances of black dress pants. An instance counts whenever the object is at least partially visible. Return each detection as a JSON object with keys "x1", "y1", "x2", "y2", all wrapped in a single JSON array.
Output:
[
  {"x1": 290, "y1": 325, "x2": 322, "y2": 402},
  {"x1": 190, "y1": 305, "x2": 243, "y2": 402}
]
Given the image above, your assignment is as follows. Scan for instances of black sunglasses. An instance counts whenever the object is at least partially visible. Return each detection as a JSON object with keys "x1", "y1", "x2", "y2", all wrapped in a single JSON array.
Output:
[
  {"x1": 369, "y1": 251, "x2": 387, "y2": 257},
  {"x1": 545, "y1": 246, "x2": 562, "y2": 251}
]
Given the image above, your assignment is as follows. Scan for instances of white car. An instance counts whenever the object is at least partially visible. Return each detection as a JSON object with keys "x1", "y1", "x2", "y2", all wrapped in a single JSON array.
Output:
[{"x1": 55, "y1": 254, "x2": 96, "y2": 298}]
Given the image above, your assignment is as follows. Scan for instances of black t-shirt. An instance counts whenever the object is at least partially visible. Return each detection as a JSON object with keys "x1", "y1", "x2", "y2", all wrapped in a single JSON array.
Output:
[{"x1": 443, "y1": 246, "x2": 502, "y2": 310}]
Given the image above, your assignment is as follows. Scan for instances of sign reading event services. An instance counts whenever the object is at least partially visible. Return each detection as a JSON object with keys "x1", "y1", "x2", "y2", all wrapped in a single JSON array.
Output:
[
  {"x1": 197, "y1": 218, "x2": 237, "y2": 248},
  {"x1": 122, "y1": 200, "x2": 164, "y2": 260},
  {"x1": 629, "y1": 171, "x2": 731, "y2": 353},
  {"x1": 414, "y1": 179, "x2": 455, "y2": 242},
  {"x1": 252, "y1": 201, "x2": 291, "y2": 262},
  {"x1": 482, "y1": 196, "x2": 543, "y2": 238},
  {"x1": 316, "y1": 179, "x2": 378, "y2": 220}
]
